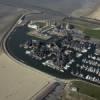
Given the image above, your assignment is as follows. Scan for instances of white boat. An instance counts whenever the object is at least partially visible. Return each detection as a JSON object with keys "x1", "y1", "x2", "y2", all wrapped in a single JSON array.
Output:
[
  {"x1": 60, "y1": 69, "x2": 64, "y2": 73},
  {"x1": 25, "y1": 50, "x2": 31, "y2": 55},
  {"x1": 64, "y1": 65, "x2": 70, "y2": 70},
  {"x1": 81, "y1": 49, "x2": 87, "y2": 53}
]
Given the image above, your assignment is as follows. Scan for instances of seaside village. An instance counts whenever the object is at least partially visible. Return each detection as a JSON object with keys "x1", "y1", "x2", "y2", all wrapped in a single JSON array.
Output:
[{"x1": 21, "y1": 19, "x2": 100, "y2": 84}]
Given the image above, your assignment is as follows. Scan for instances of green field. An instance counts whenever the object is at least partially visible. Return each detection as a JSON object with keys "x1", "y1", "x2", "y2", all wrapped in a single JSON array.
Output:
[
  {"x1": 84, "y1": 29, "x2": 100, "y2": 39},
  {"x1": 72, "y1": 81, "x2": 100, "y2": 100},
  {"x1": 64, "y1": 18, "x2": 100, "y2": 39},
  {"x1": 27, "y1": 31, "x2": 50, "y2": 40}
]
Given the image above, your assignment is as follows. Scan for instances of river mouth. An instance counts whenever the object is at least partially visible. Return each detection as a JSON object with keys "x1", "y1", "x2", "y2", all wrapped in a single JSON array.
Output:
[{"x1": 5, "y1": 25, "x2": 74, "y2": 79}]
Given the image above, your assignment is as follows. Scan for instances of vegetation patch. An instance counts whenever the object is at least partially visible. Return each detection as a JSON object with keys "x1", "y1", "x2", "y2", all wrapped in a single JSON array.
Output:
[
  {"x1": 72, "y1": 81, "x2": 100, "y2": 100},
  {"x1": 84, "y1": 29, "x2": 100, "y2": 39},
  {"x1": 27, "y1": 31, "x2": 50, "y2": 40}
]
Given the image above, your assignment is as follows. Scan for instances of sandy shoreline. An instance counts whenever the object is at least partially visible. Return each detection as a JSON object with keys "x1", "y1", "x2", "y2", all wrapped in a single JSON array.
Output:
[
  {"x1": 0, "y1": 53, "x2": 55, "y2": 100},
  {"x1": 88, "y1": 7, "x2": 100, "y2": 20}
]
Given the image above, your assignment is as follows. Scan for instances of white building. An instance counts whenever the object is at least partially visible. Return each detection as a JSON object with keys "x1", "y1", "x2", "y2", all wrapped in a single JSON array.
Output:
[
  {"x1": 27, "y1": 20, "x2": 39, "y2": 30},
  {"x1": 28, "y1": 24, "x2": 38, "y2": 30}
]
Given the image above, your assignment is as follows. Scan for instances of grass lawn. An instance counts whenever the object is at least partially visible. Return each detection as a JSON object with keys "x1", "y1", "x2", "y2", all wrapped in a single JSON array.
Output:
[
  {"x1": 27, "y1": 31, "x2": 50, "y2": 40},
  {"x1": 84, "y1": 29, "x2": 100, "y2": 39},
  {"x1": 72, "y1": 81, "x2": 100, "y2": 100},
  {"x1": 68, "y1": 91, "x2": 95, "y2": 100}
]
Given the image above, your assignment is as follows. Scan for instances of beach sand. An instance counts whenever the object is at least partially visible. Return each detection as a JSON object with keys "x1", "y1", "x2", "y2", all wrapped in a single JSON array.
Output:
[
  {"x1": 88, "y1": 7, "x2": 100, "y2": 20},
  {"x1": 0, "y1": 53, "x2": 54, "y2": 100}
]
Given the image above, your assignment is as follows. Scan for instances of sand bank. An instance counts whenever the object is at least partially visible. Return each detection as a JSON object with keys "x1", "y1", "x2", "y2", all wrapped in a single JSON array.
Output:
[
  {"x1": 88, "y1": 7, "x2": 100, "y2": 20},
  {"x1": 0, "y1": 53, "x2": 54, "y2": 100}
]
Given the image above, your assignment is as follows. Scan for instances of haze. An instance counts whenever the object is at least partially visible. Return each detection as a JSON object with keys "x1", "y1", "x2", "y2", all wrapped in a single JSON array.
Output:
[{"x1": 0, "y1": 0, "x2": 100, "y2": 15}]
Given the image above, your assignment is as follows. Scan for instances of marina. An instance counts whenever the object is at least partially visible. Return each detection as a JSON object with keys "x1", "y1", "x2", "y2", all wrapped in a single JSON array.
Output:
[{"x1": 5, "y1": 14, "x2": 100, "y2": 85}]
